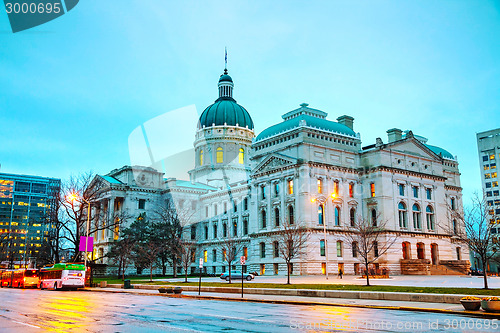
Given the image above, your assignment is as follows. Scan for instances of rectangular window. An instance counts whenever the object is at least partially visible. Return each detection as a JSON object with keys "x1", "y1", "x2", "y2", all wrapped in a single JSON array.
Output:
[
  {"x1": 485, "y1": 173, "x2": 491, "y2": 179},
  {"x1": 138, "y1": 199, "x2": 146, "y2": 210},
  {"x1": 349, "y1": 183, "x2": 353, "y2": 198},
  {"x1": 398, "y1": 184, "x2": 404, "y2": 196},
  {"x1": 261, "y1": 186, "x2": 266, "y2": 200},
  {"x1": 274, "y1": 242, "x2": 279, "y2": 257},
  {"x1": 333, "y1": 181, "x2": 339, "y2": 197},
  {"x1": 243, "y1": 247, "x2": 248, "y2": 259},
  {"x1": 243, "y1": 197, "x2": 248, "y2": 211},
  {"x1": 320, "y1": 240, "x2": 325, "y2": 256},
  {"x1": 426, "y1": 188, "x2": 432, "y2": 200},
  {"x1": 288, "y1": 180, "x2": 294, "y2": 195},
  {"x1": 492, "y1": 163, "x2": 497, "y2": 169},
  {"x1": 487, "y1": 191, "x2": 492, "y2": 197},
  {"x1": 273, "y1": 263, "x2": 279, "y2": 275},
  {"x1": 336, "y1": 241, "x2": 342, "y2": 257},
  {"x1": 317, "y1": 179, "x2": 322, "y2": 194},
  {"x1": 274, "y1": 182, "x2": 279, "y2": 197},
  {"x1": 485, "y1": 165, "x2": 490, "y2": 170},
  {"x1": 486, "y1": 182, "x2": 492, "y2": 188},
  {"x1": 493, "y1": 181, "x2": 499, "y2": 187},
  {"x1": 204, "y1": 250, "x2": 207, "y2": 262},
  {"x1": 260, "y1": 243, "x2": 266, "y2": 258},
  {"x1": 412, "y1": 186, "x2": 419, "y2": 198},
  {"x1": 483, "y1": 156, "x2": 489, "y2": 162},
  {"x1": 493, "y1": 172, "x2": 498, "y2": 178},
  {"x1": 494, "y1": 190, "x2": 499, "y2": 196},
  {"x1": 212, "y1": 249, "x2": 217, "y2": 262},
  {"x1": 491, "y1": 154, "x2": 495, "y2": 160},
  {"x1": 370, "y1": 183, "x2": 375, "y2": 197}
]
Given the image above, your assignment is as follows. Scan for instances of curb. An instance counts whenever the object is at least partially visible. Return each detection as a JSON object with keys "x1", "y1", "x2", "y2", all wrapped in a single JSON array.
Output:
[{"x1": 84, "y1": 288, "x2": 500, "y2": 319}]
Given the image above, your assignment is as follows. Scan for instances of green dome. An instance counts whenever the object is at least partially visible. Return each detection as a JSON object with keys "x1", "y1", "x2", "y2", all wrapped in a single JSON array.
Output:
[
  {"x1": 425, "y1": 144, "x2": 455, "y2": 160},
  {"x1": 198, "y1": 97, "x2": 254, "y2": 129},
  {"x1": 256, "y1": 114, "x2": 356, "y2": 141},
  {"x1": 219, "y1": 74, "x2": 233, "y2": 83}
]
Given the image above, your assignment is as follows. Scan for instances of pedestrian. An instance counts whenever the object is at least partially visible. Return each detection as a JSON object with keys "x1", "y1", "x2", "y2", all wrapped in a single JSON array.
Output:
[{"x1": 338, "y1": 268, "x2": 343, "y2": 279}]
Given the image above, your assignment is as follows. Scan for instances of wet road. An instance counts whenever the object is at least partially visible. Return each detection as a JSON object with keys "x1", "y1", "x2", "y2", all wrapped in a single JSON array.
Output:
[{"x1": 0, "y1": 288, "x2": 497, "y2": 332}]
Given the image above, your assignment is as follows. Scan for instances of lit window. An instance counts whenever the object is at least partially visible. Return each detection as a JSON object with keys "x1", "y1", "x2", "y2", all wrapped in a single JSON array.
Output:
[
  {"x1": 370, "y1": 183, "x2": 375, "y2": 197},
  {"x1": 485, "y1": 173, "x2": 491, "y2": 179},
  {"x1": 317, "y1": 179, "x2": 323, "y2": 194},
  {"x1": 288, "y1": 180, "x2": 294, "y2": 195},
  {"x1": 493, "y1": 181, "x2": 499, "y2": 187},
  {"x1": 333, "y1": 181, "x2": 339, "y2": 197},
  {"x1": 491, "y1": 154, "x2": 495, "y2": 160},
  {"x1": 204, "y1": 250, "x2": 207, "y2": 262},
  {"x1": 200, "y1": 149, "x2": 204, "y2": 166},
  {"x1": 484, "y1": 165, "x2": 490, "y2": 171},
  {"x1": 493, "y1": 172, "x2": 498, "y2": 178},
  {"x1": 349, "y1": 183, "x2": 354, "y2": 197},
  {"x1": 216, "y1": 147, "x2": 223, "y2": 163},
  {"x1": 239, "y1": 148, "x2": 244, "y2": 164}
]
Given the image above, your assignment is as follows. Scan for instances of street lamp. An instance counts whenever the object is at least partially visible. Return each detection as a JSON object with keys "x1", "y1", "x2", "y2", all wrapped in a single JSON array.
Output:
[
  {"x1": 67, "y1": 192, "x2": 91, "y2": 272},
  {"x1": 311, "y1": 193, "x2": 336, "y2": 280}
]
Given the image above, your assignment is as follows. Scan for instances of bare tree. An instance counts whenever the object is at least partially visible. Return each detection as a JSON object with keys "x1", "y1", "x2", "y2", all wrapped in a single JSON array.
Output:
[
  {"x1": 343, "y1": 215, "x2": 398, "y2": 286},
  {"x1": 153, "y1": 198, "x2": 194, "y2": 277},
  {"x1": 275, "y1": 220, "x2": 309, "y2": 284},
  {"x1": 59, "y1": 172, "x2": 129, "y2": 262},
  {"x1": 449, "y1": 192, "x2": 499, "y2": 289},
  {"x1": 179, "y1": 240, "x2": 197, "y2": 282},
  {"x1": 108, "y1": 236, "x2": 136, "y2": 281},
  {"x1": 216, "y1": 236, "x2": 244, "y2": 284}
]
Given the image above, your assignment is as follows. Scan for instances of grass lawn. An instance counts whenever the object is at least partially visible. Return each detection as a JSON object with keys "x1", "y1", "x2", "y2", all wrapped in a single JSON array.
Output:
[{"x1": 93, "y1": 277, "x2": 499, "y2": 296}]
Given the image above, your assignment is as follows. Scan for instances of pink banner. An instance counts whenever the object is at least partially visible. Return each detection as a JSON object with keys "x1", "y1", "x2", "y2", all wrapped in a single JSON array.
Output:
[{"x1": 79, "y1": 236, "x2": 94, "y2": 252}]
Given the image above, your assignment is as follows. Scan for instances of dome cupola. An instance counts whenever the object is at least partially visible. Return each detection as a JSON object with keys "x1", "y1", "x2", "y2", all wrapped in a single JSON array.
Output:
[{"x1": 198, "y1": 68, "x2": 254, "y2": 130}]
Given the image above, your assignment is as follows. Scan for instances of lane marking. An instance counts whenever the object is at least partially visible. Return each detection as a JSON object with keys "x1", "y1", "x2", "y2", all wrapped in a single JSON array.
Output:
[{"x1": 12, "y1": 320, "x2": 40, "y2": 329}]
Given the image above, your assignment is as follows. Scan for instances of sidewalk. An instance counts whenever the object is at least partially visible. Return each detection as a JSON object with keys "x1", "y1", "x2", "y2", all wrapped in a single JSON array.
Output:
[{"x1": 86, "y1": 286, "x2": 500, "y2": 319}]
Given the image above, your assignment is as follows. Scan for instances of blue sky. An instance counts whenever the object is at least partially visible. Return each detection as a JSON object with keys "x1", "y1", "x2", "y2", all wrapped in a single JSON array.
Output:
[{"x1": 0, "y1": 1, "x2": 499, "y2": 203}]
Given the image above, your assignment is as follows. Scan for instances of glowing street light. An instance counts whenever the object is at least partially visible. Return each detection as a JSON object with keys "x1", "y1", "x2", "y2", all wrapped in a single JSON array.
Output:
[{"x1": 67, "y1": 192, "x2": 91, "y2": 276}]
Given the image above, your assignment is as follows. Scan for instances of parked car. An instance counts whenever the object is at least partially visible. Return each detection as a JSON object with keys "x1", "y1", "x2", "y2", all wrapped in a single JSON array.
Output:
[{"x1": 220, "y1": 271, "x2": 254, "y2": 281}]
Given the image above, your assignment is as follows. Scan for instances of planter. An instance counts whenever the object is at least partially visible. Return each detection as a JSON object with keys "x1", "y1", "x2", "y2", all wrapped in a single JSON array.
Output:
[
  {"x1": 173, "y1": 287, "x2": 183, "y2": 294},
  {"x1": 166, "y1": 287, "x2": 174, "y2": 294},
  {"x1": 481, "y1": 300, "x2": 500, "y2": 313},
  {"x1": 158, "y1": 288, "x2": 167, "y2": 294},
  {"x1": 460, "y1": 300, "x2": 481, "y2": 311}
]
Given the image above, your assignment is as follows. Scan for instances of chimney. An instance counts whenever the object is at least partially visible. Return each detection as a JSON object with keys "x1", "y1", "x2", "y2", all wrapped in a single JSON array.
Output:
[
  {"x1": 337, "y1": 115, "x2": 354, "y2": 130},
  {"x1": 387, "y1": 128, "x2": 403, "y2": 143}
]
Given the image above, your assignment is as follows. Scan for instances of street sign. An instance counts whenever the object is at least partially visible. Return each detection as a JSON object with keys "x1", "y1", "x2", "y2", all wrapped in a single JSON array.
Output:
[
  {"x1": 240, "y1": 256, "x2": 246, "y2": 265},
  {"x1": 199, "y1": 258, "x2": 203, "y2": 268}
]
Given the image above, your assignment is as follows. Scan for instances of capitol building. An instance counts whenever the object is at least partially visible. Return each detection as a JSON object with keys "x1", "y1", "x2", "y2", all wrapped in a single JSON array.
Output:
[{"x1": 90, "y1": 68, "x2": 470, "y2": 276}]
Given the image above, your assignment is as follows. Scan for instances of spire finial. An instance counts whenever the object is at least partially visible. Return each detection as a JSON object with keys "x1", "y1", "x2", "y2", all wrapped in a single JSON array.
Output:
[{"x1": 224, "y1": 47, "x2": 227, "y2": 71}]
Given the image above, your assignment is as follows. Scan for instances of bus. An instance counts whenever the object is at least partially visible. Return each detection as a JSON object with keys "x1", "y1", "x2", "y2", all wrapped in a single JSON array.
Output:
[
  {"x1": 0, "y1": 270, "x2": 14, "y2": 287},
  {"x1": 11, "y1": 269, "x2": 39, "y2": 288},
  {"x1": 39, "y1": 263, "x2": 86, "y2": 290}
]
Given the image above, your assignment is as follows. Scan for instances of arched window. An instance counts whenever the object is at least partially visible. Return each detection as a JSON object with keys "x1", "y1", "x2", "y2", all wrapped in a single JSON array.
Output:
[
  {"x1": 200, "y1": 149, "x2": 203, "y2": 166},
  {"x1": 216, "y1": 147, "x2": 223, "y2": 163},
  {"x1": 417, "y1": 242, "x2": 425, "y2": 259},
  {"x1": 398, "y1": 202, "x2": 407, "y2": 228},
  {"x1": 288, "y1": 206, "x2": 294, "y2": 225},
  {"x1": 336, "y1": 240, "x2": 343, "y2": 257},
  {"x1": 371, "y1": 209, "x2": 377, "y2": 226},
  {"x1": 426, "y1": 206, "x2": 435, "y2": 231},
  {"x1": 261, "y1": 210, "x2": 267, "y2": 228},
  {"x1": 334, "y1": 206, "x2": 340, "y2": 226},
  {"x1": 274, "y1": 207, "x2": 280, "y2": 227},
  {"x1": 239, "y1": 148, "x2": 244, "y2": 164},
  {"x1": 412, "y1": 204, "x2": 421, "y2": 229},
  {"x1": 402, "y1": 242, "x2": 411, "y2": 260},
  {"x1": 318, "y1": 204, "x2": 324, "y2": 225},
  {"x1": 349, "y1": 207, "x2": 356, "y2": 227}
]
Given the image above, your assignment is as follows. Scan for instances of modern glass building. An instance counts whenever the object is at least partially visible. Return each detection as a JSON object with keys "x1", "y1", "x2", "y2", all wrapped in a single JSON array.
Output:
[{"x1": 0, "y1": 172, "x2": 61, "y2": 268}]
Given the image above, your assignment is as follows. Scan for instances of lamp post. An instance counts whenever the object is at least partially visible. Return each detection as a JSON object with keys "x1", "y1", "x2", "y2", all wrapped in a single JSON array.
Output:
[
  {"x1": 311, "y1": 193, "x2": 336, "y2": 280},
  {"x1": 68, "y1": 193, "x2": 91, "y2": 272}
]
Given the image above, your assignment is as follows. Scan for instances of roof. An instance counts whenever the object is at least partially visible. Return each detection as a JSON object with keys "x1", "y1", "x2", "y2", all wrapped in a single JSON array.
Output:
[
  {"x1": 101, "y1": 176, "x2": 123, "y2": 184},
  {"x1": 256, "y1": 114, "x2": 356, "y2": 141},
  {"x1": 425, "y1": 144, "x2": 455, "y2": 160},
  {"x1": 219, "y1": 74, "x2": 233, "y2": 83},
  {"x1": 198, "y1": 97, "x2": 254, "y2": 129},
  {"x1": 170, "y1": 180, "x2": 217, "y2": 191}
]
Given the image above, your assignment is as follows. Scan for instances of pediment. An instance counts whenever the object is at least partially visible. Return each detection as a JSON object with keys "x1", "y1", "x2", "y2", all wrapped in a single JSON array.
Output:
[
  {"x1": 388, "y1": 139, "x2": 442, "y2": 161},
  {"x1": 253, "y1": 154, "x2": 297, "y2": 175}
]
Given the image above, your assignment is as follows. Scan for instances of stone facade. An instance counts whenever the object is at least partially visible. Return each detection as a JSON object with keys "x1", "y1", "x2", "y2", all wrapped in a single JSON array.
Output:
[{"x1": 91, "y1": 69, "x2": 469, "y2": 276}]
